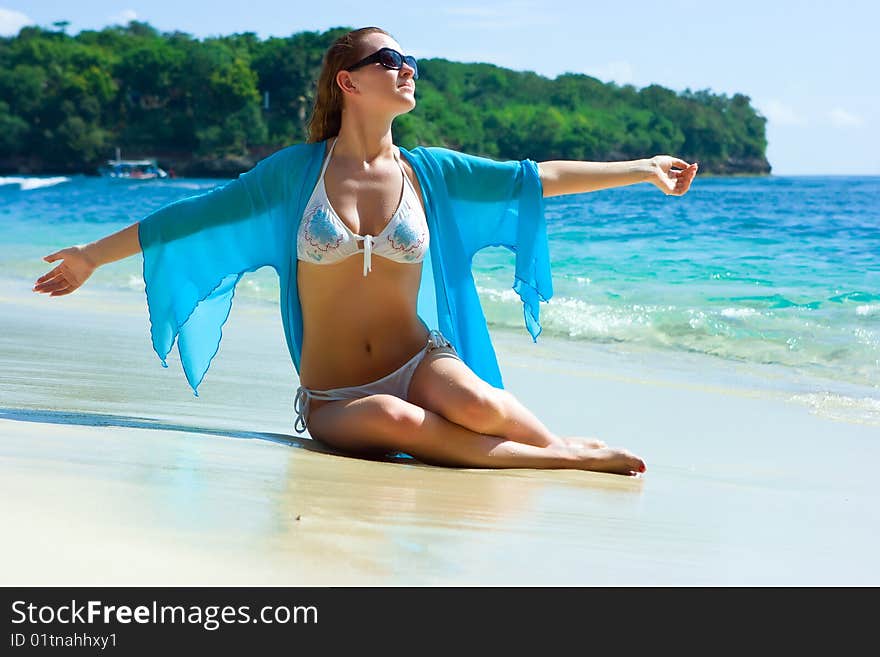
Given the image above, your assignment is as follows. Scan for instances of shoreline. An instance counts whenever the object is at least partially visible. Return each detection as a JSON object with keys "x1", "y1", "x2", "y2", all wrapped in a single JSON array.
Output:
[
  {"x1": 2, "y1": 278, "x2": 879, "y2": 584},
  {"x1": 4, "y1": 273, "x2": 876, "y2": 419}
]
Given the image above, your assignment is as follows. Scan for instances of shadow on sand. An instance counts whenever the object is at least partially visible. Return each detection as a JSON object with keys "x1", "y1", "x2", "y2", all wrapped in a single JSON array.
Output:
[{"x1": 0, "y1": 406, "x2": 417, "y2": 466}]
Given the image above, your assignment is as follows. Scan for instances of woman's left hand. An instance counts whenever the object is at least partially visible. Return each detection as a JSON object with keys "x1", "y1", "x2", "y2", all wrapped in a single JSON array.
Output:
[{"x1": 645, "y1": 156, "x2": 699, "y2": 196}]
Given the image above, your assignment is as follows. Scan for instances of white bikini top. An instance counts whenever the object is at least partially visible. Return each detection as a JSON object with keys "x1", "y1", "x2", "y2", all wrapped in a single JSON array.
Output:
[{"x1": 296, "y1": 136, "x2": 429, "y2": 276}]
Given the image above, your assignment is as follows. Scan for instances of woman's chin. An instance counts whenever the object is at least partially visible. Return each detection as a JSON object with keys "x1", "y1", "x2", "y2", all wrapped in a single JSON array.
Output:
[{"x1": 397, "y1": 96, "x2": 416, "y2": 110}]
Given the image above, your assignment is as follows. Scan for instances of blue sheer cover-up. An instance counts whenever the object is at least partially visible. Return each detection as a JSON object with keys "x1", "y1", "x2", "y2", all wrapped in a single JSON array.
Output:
[{"x1": 137, "y1": 139, "x2": 554, "y2": 397}]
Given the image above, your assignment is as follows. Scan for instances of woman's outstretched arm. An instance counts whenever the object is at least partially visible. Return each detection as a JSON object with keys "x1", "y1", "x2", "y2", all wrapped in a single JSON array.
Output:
[
  {"x1": 32, "y1": 139, "x2": 296, "y2": 301},
  {"x1": 538, "y1": 155, "x2": 699, "y2": 197},
  {"x1": 32, "y1": 221, "x2": 142, "y2": 297}
]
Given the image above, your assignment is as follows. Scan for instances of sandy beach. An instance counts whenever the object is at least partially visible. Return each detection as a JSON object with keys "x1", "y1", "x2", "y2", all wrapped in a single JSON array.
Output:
[{"x1": 1, "y1": 276, "x2": 878, "y2": 585}]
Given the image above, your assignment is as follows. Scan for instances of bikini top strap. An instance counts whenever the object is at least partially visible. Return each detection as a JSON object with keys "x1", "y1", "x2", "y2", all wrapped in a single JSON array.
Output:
[
  {"x1": 323, "y1": 138, "x2": 415, "y2": 198},
  {"x1": 319, "y1": 136, "x2": 338, "y2": 179},
  {"x1": 394, "y1": 148, "x2": 418, "y2": 196}
]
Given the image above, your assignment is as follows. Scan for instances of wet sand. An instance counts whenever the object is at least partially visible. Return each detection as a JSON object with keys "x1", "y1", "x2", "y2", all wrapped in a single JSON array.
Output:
[{"x1": 1, "y1": 278, "x2": 878, "y2": 585}]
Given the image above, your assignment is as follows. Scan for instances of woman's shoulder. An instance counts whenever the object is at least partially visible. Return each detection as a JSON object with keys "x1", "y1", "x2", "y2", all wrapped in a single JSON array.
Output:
[
  {"x1": 245, "y1": 141, "x2": 323, "y2": 184},
  {"x1": 262, "y1": 141, "x2": 321, "y2": 164}
]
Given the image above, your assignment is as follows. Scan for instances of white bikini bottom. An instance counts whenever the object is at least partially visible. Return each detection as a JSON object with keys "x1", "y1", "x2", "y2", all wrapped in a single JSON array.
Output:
[{"x1": 293, "y1": 329, "x2": 460, "y2": 434}]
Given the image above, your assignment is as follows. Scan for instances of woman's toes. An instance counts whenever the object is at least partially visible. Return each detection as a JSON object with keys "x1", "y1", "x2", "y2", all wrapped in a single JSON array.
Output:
[
  {"x1": 615, "y1": 448, "x2": 646, "y2": 474},
  {"x1": 629, "y1": 455, "x2": 647, "y2": 473}
]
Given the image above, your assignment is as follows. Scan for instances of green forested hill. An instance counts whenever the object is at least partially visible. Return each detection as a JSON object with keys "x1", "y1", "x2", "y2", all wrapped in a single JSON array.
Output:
[{"x1": 0, "y1": 22, "x2": 770, "y2": 175}]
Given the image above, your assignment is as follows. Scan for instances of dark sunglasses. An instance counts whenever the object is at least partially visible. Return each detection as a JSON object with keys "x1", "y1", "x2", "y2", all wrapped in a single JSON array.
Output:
[{"x1": 344, "y1": 47, "x2": 419, "y2": 79}]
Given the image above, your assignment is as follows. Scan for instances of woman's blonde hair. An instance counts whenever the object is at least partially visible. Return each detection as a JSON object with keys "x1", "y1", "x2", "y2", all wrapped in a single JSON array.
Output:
[{"x1": 306, "y1": 26, "x2": 395, "y2": 143}]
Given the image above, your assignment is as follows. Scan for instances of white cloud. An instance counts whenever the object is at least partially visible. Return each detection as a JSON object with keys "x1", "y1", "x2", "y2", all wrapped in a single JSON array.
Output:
[
  {"x1": 828, "y1": 107, "x2": 864, "y2": 127},
  {"x1": 0, "y1": 7, "x2": 34, "y2": 36},
  {"x1": 754, "y1": 99, "x2": 808, "y2": 126},
  {"x1": 109, "y1": 9, "x2": 139, "y2": 26},
  {"x1": 587, "y1": 60, "x2": 636, "y2": 86}
]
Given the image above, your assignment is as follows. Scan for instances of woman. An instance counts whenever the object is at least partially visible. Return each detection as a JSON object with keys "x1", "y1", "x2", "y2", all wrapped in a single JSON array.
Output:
[{"x1": 32, "y1": 27, "x2": 697, "y2": 476}]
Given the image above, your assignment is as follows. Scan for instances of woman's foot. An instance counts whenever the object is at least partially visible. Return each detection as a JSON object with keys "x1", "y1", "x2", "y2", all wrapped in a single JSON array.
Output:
[
  {"x1": 565, "y1": 440, "x2": 646, "y2": 476},
  {"x1": 562, "y1": 435, "x2": 607, "y2": 450}
]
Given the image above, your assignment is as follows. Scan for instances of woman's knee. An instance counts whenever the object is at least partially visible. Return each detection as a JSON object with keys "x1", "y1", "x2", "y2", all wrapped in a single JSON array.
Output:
[{"x1": 455, "y1": 387, "x2": 510, "y2": 435}]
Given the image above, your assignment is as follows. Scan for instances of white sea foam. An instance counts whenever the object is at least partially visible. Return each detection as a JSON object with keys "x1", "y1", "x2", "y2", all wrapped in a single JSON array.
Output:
[
  {"x1": 720, "y1": 307, "x2": 760, "y2": 318},
  {"x1": 476, "y1": 285, "x2": 520, "y2": 303},
  {"x1": 474, "y1": 283, "x2": 878, "y2": 389},
  {"x1": 0, "y1": 176, "x2": 71, "y2": 190},
  {"x1": 163, "y1": 182, "x2": 211, "y2": 190},
  {"x1": 476, "y1": 286, "x2": 656, "y2": 338},
  {"x1": 126, "y1": 274, "x2": 145, "y2": 291},
  {"x1": 853, "y1": 327, "x2": 879, "y2": 348},
  {"x1": 788, "y1": 392, "x2": 880, "y2": 426}
]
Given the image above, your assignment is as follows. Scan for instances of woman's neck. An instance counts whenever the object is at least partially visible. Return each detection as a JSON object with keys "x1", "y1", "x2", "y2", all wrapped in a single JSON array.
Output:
[{"x1": 333, "y1": 120, "x2": 396, "y2": 169}]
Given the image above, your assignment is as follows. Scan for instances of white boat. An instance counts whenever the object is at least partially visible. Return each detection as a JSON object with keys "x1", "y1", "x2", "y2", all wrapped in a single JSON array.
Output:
[{"x1": 98, "y1": 148, "x2": 169, "y2": 179}]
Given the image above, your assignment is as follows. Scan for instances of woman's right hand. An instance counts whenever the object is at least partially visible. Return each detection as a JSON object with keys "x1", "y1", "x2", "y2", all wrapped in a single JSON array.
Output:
[{"x1": 32, "y1": 246, "x2": 98, "y2": 297}]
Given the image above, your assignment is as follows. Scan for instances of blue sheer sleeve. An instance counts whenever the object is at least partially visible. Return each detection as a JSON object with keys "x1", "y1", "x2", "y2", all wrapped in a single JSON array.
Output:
[
  {"x1": 137, "y1": 147, "x2": 290, "y2": 396},
  {"x1": 425, "y1": 147, "x2": 553, "y2": 343}
]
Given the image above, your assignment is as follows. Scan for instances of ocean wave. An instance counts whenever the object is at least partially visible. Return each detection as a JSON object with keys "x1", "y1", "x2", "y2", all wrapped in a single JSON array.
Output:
[
  {"x1": 829, "y1": 291, "x2": 880, "y2": 304},
  {"x1": 720, "y1": 307, "x2": 761, "y2": 318},
  {"x1": 0, "y1": 176, "x2": 71, "y2": 191},
  {"x1": 726, "y1": 294, "x2": 821, "y2": 309},
  {"x1": 788, "y1": 392, "x2": 880, "y2": 426},
  {"x1": 125, "y1": 274, "x2": 145, "y2": 291},
  {"x1": 161, "y1": 182, "x2": 214, "y2": 190},
  {"x1": 856, "y1": 304, "x2": 880, "y2": 316},
  {"x1": 474, "y1": 284, "x2": 879, "y2": 388}
]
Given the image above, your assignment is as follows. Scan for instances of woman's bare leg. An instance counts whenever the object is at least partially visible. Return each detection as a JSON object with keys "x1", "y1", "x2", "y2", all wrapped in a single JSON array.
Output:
[
  {"x1": 490, "y1": 390, "x2": 608, "y2": 451},
  {"x1": 306, "y1": 394, "x2": 645, "y2": 475},
  {"x1": 407, "y1": 352, "x2": 612, "y2": 452}
]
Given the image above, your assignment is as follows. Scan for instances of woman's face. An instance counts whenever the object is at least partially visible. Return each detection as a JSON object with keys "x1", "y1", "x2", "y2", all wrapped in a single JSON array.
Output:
[{"x1": 338, "y1": 35, "x2": 417, "y2": 115}]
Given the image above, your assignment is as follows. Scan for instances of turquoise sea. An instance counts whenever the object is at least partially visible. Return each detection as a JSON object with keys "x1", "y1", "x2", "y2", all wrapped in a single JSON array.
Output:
[{"x1": 2, "y1": 172, "x2": 877, "y2": 419}]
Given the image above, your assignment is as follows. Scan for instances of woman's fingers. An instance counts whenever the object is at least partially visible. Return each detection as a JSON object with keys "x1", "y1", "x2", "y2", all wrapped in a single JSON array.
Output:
[
  {"x1": 35, "y1": 265, "x2": 63, "y2": 285},
  {"x1": 33, "y1": 247, "x2": 94, "y2": 297},
  {"x1": 35, "y1": 275, "x2": 71, "y2": 294},
  {"x1": 33, "y1": 271, "x2": 64, "y2": 290},
  {"x1": 34, "y1": 265, "x2": 77, "y2": 294},
  {"x1": 674, "y1": 168, "x2": 697, "y2": 194},
  {"x1": 654, "y1": 157, "x2": 698, "y2": 196},
  {"x1": 34, "y1": 273, "x2": 63, "y2": 289}
]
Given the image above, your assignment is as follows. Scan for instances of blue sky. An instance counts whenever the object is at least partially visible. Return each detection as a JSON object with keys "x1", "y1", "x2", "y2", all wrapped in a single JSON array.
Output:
[{"x1": 2, "y1": 1, "x2": 877, "y2": 175}]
